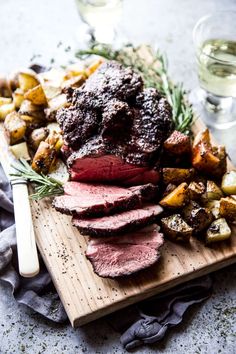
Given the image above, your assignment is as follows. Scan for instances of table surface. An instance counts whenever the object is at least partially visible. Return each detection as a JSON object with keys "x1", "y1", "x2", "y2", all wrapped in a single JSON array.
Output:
[{"x1": 0, "y1": 0, "x2": 235, "y2": 353}]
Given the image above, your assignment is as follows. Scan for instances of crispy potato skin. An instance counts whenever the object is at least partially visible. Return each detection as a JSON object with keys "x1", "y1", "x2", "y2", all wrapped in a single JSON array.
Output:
[
  {"x1": 160, "y1": 182, "x2": 189, "y2": 208},
  {"x1": 219, "y1": 197, "x2": 236, "y2": 221},
  {"x1": 192, "y1": 129, "x2": 227, "y2": 178},
  {"x1": 163, "y1": 130, "x2": 191, "y2": 156},
  {"x1": 161, "y1": 214, "x2": 193, "y2": 242},
  {"x1": 4, "y1": 111, "x2": 26, "y2": 144},
  {"x1": 187, "y1": 181, "x2": 205, "y2": 200},
  {"x1": 205, "y1": 180, "x2": 223, "y2": 201},
  {"x1": 28, "y1": 127, "x2": 49, "y2": 151},
  {"x1": 162, "y1": 167, "x2": 195, "y2": 185},
  {"x1": 182, "y1": 201, "x2": 214, "y2": 234},
  {"x1": 31, "y1": 141, "x2": 56, "y2": 174}
]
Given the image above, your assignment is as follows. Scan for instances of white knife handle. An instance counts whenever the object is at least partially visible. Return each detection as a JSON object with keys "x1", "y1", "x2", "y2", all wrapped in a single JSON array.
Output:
[{"x1": 11, "y1": 180, "x2": 40, "y2": 277}]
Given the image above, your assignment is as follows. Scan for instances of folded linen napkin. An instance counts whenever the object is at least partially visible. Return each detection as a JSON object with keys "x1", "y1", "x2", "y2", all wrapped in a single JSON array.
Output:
[{"x1": 0, "y1": 164, "x2": 212, "y2": 350}]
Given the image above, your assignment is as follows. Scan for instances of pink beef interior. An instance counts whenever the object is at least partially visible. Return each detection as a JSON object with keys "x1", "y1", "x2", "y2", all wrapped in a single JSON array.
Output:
[
  {"x1": 86, "y1": 224, "x2": 164, "y2": 277},
  {"x1": 72, "y1": 204, "x2": 163, "y2": 236}
]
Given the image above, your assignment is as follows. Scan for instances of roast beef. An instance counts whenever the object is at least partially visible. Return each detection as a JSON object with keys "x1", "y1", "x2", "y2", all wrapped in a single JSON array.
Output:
[
  {"x1": 57, "y1": 61, "x2": 173, "y2": 185},
  {"x1": 86, "y1": 224, "x2": 164, "y2": 278},
  {"x1": 53, "y1": 182, "x2": 158, "y2": 217},
  {"x1": 72, "y1": 204, "x2": 163, "y2": 236}
]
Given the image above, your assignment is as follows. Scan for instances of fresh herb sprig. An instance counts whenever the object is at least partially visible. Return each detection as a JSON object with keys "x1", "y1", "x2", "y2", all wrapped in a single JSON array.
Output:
[
  {"x1": 77, "y1": 43, "x2": 194, "y2": 135},
  {"x1": 11, "y1": 159, "x2": 64, "y2": 200}
]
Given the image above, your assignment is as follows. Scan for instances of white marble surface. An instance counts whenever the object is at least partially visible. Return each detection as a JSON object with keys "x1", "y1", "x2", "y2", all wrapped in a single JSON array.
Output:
[{"x1": 0, "y1": 0, "x2": 236, "y2": 353}]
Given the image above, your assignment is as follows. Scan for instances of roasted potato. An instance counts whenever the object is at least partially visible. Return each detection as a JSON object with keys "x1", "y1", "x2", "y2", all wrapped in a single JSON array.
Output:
[
  {"x1": 163, "y1": 130, "x2": 191, "y2": 156},
  {"x1": 182, "y1": 201, "x2": 213, "y2": 234},
  {"x1": 41, "y1": 83, "x2": 62, "y2": 101},
  {"x1": 61, "y1": 75, "x2": 85, "y2": 90},
  {"x1": 4, "y1": 111, "x2": 26, "y2": 144},
  {"x1": 10, "y1": 141, "x2": 30, "y2": 160},
  {"x1": 31, "y1": 131, "x2": 62, "y2": 174},
  {"x1": 163, "y1": 183, "x2": 177, "y2": 197},
  {"x1": 12, "y1": 88, "x2": 24, "y2": 109},
  {"x1": 28, "y1": 127, "x2": 49, "y2": 150},
  {"x1": 160, "y1": 182, "x2": 189, "y2": 208},
  {"x1": 18, "y1": 70, "x2": 39, "y2": 92},
  {"x1": 187, "y1": 181, "x2": 205, "y2": 200},
  {"x1": 206, "y1": 218, "x2": 231, "y2": 244},
  {"x1": 206, "y1": 200, "x2": 220, "y2": 219},
  {"x1": 0, "y1": 97, "x2": 12, "y2": 105},
  {"x1": 219, "y1": 197, "x2": 236, "y2": 221},
  {"x1": 0, "y1": 103, "x2": 15, "y2": 120},
  {"x1": 19, "y1": 100, "x2": 46, "y2": 131},
  {"x1": 162, "y1": 167, "x2": 194, "y2": 185},
  {"x1": 161, "y1": 214, "x2": 193, "y2": 242},
  {"x1": 0, "y1": 75, "x2": 12, "y2": 97},
  {"x1": 65, "y1": 62, "x2": 85, "y2": 79},
  {"x1": 24, "y1": 84, "x2": 47, "y2": 106},
  {"x1": 205, "y1": 180, "x2": 223, "y2": 201},
  {"x1": 44, "y1": 94, "x2": 69, "y2": 121},
  {"x1": 192, "y1": 129, "x2": 227, "y2": 178},
  {"x1": 221, "y1": 171, "x2": 236, "y2": 195}
]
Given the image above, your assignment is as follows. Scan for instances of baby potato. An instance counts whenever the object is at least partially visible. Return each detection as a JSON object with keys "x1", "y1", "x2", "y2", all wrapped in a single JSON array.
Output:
[
  {"x1": 206, "y1": 218, "x2": 231, "y2": 244},
  {"x1": 221, "y1": 171, "x2": 236, "y2": 195},
  {"x1": 4, "y1": 111, "x2": 26, "y2": 144},
  {"x1": 0, "y1": 103, "x2": 15, "y2": 121},
  {"x1": 24, "y1": 84, "x2": 47, "y2": 106},
  {"x1": 18, "y1": 70, "x2": 39, "y2": 92}
]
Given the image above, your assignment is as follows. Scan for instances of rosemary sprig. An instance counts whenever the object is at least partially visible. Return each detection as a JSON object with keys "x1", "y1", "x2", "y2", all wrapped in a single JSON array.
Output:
[
  {"x1": 76, "y1": 43, "x2": 194, "y2": 135},
  {"x1": 11, "y1": 158, "x2": 64, "y2": 200}
]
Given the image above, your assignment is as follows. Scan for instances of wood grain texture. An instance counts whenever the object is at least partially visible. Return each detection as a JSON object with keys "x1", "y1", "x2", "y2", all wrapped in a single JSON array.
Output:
[{"x1": 31, "y1": 117, "x2": 236, "y2": 327}]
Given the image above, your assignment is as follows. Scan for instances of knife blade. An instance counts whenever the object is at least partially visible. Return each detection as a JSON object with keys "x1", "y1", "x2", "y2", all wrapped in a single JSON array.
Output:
[{"x1": 0, "y1": 124, "x2": 39, "y2": 277}]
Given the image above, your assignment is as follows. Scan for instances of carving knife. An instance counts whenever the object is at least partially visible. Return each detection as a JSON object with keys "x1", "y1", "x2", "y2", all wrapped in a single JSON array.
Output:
[{"x1": 0, "y1": 125, "x2": 39, "y2": 277}]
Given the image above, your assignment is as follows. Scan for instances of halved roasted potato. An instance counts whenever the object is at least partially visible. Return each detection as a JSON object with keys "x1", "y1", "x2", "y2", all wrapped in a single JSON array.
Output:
[
  {"x1": 162, "y1": 167, "x2": 194, "y2": 185},
  {"x1": 44, "y1": 94, "x2": 69, "y2": 121},
  {"x1": 31, "y1": 131, "x2": 63, "y2": 174},
  {"x1": 163, "y1": 130, "x2": 191, "y2": 156},
  {"x1": 161, "y1": 214, "x2": 193, "y2": 242},
  {"x1": 4, "y1": 111, "x2": 26, "y2": 144},
  {"x1": 206, "y1": 218, "x2": 231, "y2": 244},
  {"x1": 187, "y1": 181, "x2": 205, "y2": 200},
  {"x1": 205, "y1": 180, "x2": 223, "y2": 200},
  {"x1": 221, "y1": 171, "x2": 236, "y2": 195},
  {"x1": 10, "y1": 141, "x2": 30, "y2": 160},
  {"x1": 160, "y1": 182, "x2": 189, "y2": 208},
  {"x1": 24, "y1": 84, "x2": 47, "y2": 106},
  {"x1": 28, "y1": 127, "x2": 49, "y2": 150},
  {"x1": 12, "y1": 88, "x2": 24, "y2": 109},
  {"x1": 182, "y1": 201, "x2": 213, "y2": 234},
  {"x1": 19, "y1": 99, "x2": 45, "y2": 121},
  {"x1": 206, "y1": 200, "x2": 220, "y2": 219},
  {"x1": 0, "y1": 103, "x2": 15, "y2": 120},
  {"x1": 219, "y1": 196, "x2": 236, "y2": 221},
  {"x1": 18, "y1": 70, "x2": 40, "y2": 92},
  {"x1": 192, "y1": 129, "x2": 227, "y2": 178}
]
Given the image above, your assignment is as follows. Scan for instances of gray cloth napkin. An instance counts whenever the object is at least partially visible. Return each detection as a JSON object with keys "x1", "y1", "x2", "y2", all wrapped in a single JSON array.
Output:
[{"x1": 0, "y1": 164, "x2": 212, "y2": 350}]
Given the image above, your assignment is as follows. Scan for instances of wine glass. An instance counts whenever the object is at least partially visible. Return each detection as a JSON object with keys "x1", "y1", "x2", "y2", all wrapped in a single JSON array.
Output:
[
  {"x1": 192, "y1": 11, "x2": 236, "y2": 129},
  {"x1": 75, "y1": 0, "x2": 123, "y2": 44}
]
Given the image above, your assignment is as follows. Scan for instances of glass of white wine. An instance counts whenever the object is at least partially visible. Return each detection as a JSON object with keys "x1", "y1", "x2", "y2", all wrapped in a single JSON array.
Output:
[
  {"x1": 192, "y1": 11, "x2": 236, "y2": 129},
  {"x1": 75, "y1": 0, "x2": 123, "y2": 44}
]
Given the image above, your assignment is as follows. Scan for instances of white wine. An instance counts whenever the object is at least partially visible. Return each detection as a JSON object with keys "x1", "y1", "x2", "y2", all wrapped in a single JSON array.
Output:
[
  {"x1": 197, "y1": 39, "x2": 236, "y2": 97},
  {"x1": 75, "y1": 0, "x2": 122, "y2": 42}
]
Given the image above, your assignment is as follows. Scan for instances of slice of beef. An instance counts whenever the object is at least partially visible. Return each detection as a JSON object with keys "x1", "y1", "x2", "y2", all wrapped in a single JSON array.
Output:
[
  {"x1": 86, "y1": 224, "x2": 164, "y2": 278},
  {"x1": 53, "y1": 182, "x2": 158, "y2": 217},
  {"x1": 72, "y1": 204, "x2": 163, "y2": 237},
  {"x1": 68, "y1": 152, "x2": 160, "y2": 185}
]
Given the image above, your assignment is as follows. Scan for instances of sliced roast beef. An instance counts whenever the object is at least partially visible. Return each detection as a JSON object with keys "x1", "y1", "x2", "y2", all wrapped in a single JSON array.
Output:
[
  {"x1": 67, "y1": 144, "x2": 160, "y2": 185},
  {"x1": 72, "y1": 204, "x2": 163, "y2": 236},
  {"x1": 86, "y1": 224, "x2": 164, "y2": 278},
  {"x1": 53, "y1": 182, "x2": 158, "y2": 217},
  {"x1": 57, "y1": 61, "x2": 173, "y2": 185}
]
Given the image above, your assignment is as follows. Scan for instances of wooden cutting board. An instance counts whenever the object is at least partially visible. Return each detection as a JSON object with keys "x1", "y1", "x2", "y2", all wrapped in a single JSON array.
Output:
[{"x1": 30, "y1": 117, "x2": 236, "y2": 327}]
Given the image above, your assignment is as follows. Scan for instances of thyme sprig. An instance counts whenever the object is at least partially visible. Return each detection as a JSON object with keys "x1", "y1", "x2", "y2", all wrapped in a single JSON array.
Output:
[
  {"x1": 77, "y1": 43, "x2": 194, "y2": 135},
  {"x1": 10, "y1": 158, "x2": 64, "y2": 200}
]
